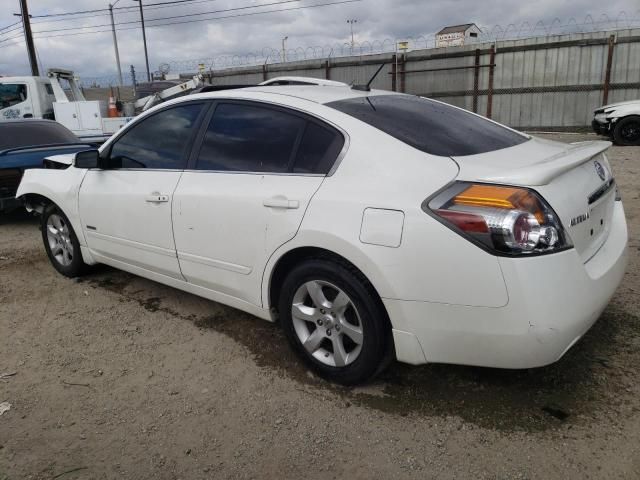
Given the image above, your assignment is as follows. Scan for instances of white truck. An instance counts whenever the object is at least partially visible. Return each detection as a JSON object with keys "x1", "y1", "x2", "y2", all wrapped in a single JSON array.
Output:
[{"x1": 1, "y1": 68, "x2": 204, "y2": 142}]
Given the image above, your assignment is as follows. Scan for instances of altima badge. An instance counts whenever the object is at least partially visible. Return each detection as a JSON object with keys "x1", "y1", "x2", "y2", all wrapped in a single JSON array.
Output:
[
  {"x1": 570, "y1": 212, "x2": 590, "y2": 227},
  {"x1": 594, "y1": 160, "x2": 606, "y2": 181}
]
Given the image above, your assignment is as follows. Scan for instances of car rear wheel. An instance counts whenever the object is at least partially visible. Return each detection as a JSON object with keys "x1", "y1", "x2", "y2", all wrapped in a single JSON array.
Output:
[
  {"x1": 42, "y1": 204, "x2": 86, "y2": 278},
  {"x1": 613, "y1": 115, "x2": 640, "y2": 146},
  {"x1": 279, "y1": 258, "x2": 391, "y2": 385}
]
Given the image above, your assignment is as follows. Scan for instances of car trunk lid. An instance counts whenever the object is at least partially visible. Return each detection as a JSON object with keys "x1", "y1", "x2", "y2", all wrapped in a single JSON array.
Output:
[{"x1": 452, "y1": 136, "x2": 616, "y2": 263}]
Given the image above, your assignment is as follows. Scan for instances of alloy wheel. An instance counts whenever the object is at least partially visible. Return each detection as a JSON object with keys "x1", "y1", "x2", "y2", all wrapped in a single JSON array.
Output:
[
  {"x1": 291, "y1": 280, "x2": 364, "y2": 367},
  {"x1": 46, "y1": 213, "x2": 74, "y2": 267}
]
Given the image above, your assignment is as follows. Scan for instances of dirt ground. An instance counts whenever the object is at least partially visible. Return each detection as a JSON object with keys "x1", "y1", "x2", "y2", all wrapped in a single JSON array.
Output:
[{"x1": 0, "y1": 133, "x2": 639, "y2": 480}]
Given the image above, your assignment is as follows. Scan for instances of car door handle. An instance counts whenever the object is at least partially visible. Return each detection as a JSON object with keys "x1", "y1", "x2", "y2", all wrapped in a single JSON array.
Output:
[
  {"x1": 145, "y1": 194, "x2": 169, "y2": 203},
  {"x1": 263, "y1": 197, "x2": 300, "y2": 209}
]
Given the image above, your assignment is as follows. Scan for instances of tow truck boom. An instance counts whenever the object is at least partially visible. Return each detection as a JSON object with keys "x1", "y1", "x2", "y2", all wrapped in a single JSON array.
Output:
[{"x1": 134, "y1": 74, "x2": 204, "y2": 111}]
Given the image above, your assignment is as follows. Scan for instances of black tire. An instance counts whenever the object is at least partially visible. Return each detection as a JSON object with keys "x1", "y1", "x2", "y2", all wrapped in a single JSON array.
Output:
[
  {"x1": 278, "y1": 258, "x2": 392, "y2": 385},
  {"x1": 613, "y1": 115, "x2": 640, "y2": 146},
  {"x1": 41, "y1": 204, "x2": 87, "y2": 278}
]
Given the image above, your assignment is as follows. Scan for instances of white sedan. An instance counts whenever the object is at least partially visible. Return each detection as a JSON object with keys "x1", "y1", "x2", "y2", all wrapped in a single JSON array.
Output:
[{"x1": 18, "y1": 84, "x2": 628, "y2": 384}]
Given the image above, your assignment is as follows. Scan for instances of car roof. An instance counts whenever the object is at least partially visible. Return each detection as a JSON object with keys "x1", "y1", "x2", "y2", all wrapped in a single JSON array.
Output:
[
  {"x1": 258, "y1": 76, "x2": 348, "y2": 87},
  {"x1": 188, "y1": 85, "x2": 401, "y2": 106},
  {"x1": 0, "y1": 118, "x2": 65, "y2": 127}
]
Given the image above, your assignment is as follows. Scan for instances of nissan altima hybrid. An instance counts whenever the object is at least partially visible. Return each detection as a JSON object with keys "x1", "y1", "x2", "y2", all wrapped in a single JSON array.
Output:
[{"x1": 17, "y1": 83, "x2": 628, "y2": 384}]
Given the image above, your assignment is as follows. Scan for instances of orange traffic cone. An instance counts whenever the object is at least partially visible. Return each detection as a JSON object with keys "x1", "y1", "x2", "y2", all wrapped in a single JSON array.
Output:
[{"x1": 108, "y1": 96, "x2": 118, "y2": 118}]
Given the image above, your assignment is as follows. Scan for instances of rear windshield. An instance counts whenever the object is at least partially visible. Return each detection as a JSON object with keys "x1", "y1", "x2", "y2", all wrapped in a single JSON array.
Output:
[
  {"x1": 0, "y1": 122, "x2": 79, "y2": 150},
  {"x1": 326, "y1": 95, "x2": 528, "y2": 156}
]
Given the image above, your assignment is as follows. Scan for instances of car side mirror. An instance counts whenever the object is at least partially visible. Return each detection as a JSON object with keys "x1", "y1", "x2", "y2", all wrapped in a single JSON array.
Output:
[{"x1": 74, "y1": 149, "x2": 102, "y2": 169}]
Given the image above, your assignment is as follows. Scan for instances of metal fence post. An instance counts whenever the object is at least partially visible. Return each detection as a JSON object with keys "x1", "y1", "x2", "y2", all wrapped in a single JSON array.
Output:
[
  {"x1": 325, "y1": 60, "x2": 331, "y2": 80},
  {"x1": 262, "y1": 63, "x2": 268, "y2": 82},
  {"x1": 486, "y1": 45, "x2": 496, "y2": 119},
  {"x1": 472, "y1": 48, "x2": 480, "y2": 113},
  {"x1": 400, "y1": 54, "x2": 406, "y2": 93},
  {"x1": 391, "y1": 54, "x2": 397, "y2": 92},
  {"x1": 602, "y1": 34, "x2": 616, "y2": 105}
]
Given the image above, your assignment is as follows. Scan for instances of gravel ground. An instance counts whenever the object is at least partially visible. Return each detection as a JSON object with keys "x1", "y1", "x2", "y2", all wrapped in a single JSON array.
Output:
[{"x1": 0, "y1": 133, "x2": 639, "y2": 480}]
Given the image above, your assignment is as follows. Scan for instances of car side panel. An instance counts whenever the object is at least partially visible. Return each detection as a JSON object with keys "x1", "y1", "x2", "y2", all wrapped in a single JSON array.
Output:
[{"x1": 262, "y1": 121, "x2": 509, "y2": 309}]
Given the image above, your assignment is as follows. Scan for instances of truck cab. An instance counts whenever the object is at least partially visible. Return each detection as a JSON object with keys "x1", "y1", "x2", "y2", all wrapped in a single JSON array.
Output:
[{"x1": 0, "y1": 76, "x2": 56, "y2": 120}]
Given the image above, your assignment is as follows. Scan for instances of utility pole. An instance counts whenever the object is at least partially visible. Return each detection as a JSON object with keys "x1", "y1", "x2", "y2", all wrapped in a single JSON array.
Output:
[
  {"x1": 109, "y1": 0, "x2": 123, "y2": 86},
  {"x1": 133, "y1": 0, "x2": 151, "y2": 82},
  {"x1": 281, "y1": 36, "x2": 288, "y2": 63},
  {"x1": 347, "y1": 19, "x2": 357, "y2": 53},
  {"x1": 18, "y1": 0, "x2": 39, "y2": 76}
]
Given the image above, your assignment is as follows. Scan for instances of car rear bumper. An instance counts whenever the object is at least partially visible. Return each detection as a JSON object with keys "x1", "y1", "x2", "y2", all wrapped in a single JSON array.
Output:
[{"x1": 386, "y1": 201, "x2": 628, "y2": 368}]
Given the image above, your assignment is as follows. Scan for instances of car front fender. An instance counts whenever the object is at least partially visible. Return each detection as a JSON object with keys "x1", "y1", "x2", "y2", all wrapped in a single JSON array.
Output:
[{"x1": 17, "y1": 166, "x2": 90, "y2": 249}]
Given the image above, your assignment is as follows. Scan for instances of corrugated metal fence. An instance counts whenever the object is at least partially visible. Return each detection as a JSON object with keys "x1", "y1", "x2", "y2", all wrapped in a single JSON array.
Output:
[{"x1": 199, "y1": 28, "x2": 640, "y2": 130}]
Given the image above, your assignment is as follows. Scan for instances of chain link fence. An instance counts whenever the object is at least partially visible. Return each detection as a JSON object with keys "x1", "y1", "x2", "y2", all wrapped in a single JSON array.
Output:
[
  {"x1": 79, "y1": 25, "x2": 640, "y2": 131},
  {"x1": 79, "y1": 12, "x2": 640, "y2": 88}
]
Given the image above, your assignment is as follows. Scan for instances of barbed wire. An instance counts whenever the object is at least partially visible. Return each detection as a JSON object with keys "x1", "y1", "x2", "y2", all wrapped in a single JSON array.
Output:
[
  {"x1": 163, "y1": 11, "x2": 640, "y2": 73},
  {"x1": 79, "y1": 11, "x2": 640, "y2": 87}
]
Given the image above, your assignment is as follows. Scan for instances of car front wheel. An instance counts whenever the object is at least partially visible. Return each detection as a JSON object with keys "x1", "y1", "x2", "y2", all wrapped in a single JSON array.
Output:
[
  {"x1": 279, "y1": 258, "x2": 391, "y2": 385},
  {"x1": 613, "y1": 115, "x2": 640, "y2": 146},
  {"x1": 41, "y1": 204, "x2": 87, "y2": 278}
]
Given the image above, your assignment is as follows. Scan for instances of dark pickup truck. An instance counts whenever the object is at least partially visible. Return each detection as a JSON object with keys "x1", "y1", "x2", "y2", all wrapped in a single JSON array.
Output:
[{"x1": 0, "y1": 119, "x2": 94, "y2": 212}]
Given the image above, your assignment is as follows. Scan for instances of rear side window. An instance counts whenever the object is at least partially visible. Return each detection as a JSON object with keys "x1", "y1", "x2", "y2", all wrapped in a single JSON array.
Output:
[
  {"x1": 326, "y1": 95, "x2": 528, "y2": 157},
  {"x1": 196, "y1": 103, "x2": 305, "y2": 173},
  {"x1": 195, "y1": 102, "x2": 344, "y2": 174},
  {"x1": 294, "y1": 122, "x2": 344, "y2": 174},
  {"x1": 109, "y1": 103, "x2": 202, "y2": 169}
]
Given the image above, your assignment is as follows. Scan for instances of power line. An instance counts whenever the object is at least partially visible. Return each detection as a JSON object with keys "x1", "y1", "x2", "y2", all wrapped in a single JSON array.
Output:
[
  {"x1": 29, "y1": 0, "x2": 224, "y2": 19},
  {"x1": 0, "y1": 25, "x2": 23, "y2": 38},
  {"x1": 30, "y1": 7, "x2": 109, "y2": 19},
  {"x1": 0, "y1": 21, "x2": 22, "y2": 33},
  {"x1": 29, "y1": 0, "x2": 361, "y2": 40},
  {"x1": 28, "y1": 0, "x2": 222, "y2": 25},
  {"x1": 31, "y1": 0, "x2": 302, "y2": 35},
  {"x1": 0, "y1": 32, "x2": 24, "y2": 45},
  {"x1": 2, "y1": 0, "x2": 362, "y2": 48}
]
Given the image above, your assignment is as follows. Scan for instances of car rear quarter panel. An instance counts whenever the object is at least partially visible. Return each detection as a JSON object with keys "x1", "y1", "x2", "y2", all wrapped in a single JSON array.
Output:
[{"x1": 262, "y1": 116, "x2": 510, "y2": 309}]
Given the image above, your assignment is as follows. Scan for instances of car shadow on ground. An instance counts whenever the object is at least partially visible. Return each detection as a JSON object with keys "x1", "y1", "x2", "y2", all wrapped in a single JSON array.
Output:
[
  {"x1": 78, "y1": 265, "x2": 640, "y2": 433},
  {"x1": 0, "y1": 209, "x2": 38, "y2": 226}
]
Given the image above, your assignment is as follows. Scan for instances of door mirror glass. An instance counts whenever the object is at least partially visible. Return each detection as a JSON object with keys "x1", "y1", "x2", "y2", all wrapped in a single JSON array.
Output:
[{"x1": 74, "y1": 149, "x2": 101, "y2": 169}]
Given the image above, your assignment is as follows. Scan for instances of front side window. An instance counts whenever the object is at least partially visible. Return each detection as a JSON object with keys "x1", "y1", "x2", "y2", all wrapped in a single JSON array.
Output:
[
  {"x1": 327, "y1": 95, "x2": 528, "y2": 157},
  {"x1": 108, "y1": 103, "x2": 203, "y2": 169},
  {"x1": 196, "y1": 103, "x2": 305, "y2": 173},
  {"x1": 0, "y1": 83, "x2": 28, "y2": 109}
]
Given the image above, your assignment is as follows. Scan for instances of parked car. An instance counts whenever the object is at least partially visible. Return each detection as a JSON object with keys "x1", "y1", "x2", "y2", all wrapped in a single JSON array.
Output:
[
  {"x1": 592, "y1": 99, "x2": 640, "y2": 145},
  {"x1": 0, "y1": 119, "x2": 94, "y2": 212},
  {"x1": 17, "y1": 85, "x2": 628, "y2": 384}
]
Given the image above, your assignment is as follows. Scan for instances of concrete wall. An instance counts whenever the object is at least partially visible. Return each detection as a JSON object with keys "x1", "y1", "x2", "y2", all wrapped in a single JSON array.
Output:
[{"x1": 194, "y1": 28, "x2": 640, "y2": 129}]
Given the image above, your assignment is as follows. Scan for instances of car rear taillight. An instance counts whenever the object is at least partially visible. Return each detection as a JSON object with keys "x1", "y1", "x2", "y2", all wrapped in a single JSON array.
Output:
[{"x1": 425, "y1": 182, "x2": 571, "y2": 256}]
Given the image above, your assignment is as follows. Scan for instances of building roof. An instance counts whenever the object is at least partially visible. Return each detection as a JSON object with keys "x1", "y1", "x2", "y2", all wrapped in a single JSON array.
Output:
[{"x1": 436, "y1": 23, "x2": 477, "y2": 35}]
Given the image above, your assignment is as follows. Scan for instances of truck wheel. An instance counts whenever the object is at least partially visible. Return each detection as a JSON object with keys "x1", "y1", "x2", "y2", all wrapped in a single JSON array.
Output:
[
  {"x1": 613, "y1": 116, "x2": 640, "y2": 146},
  {"x1": 41, "y1": 204, "x2": 87, "y2": 278}
]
